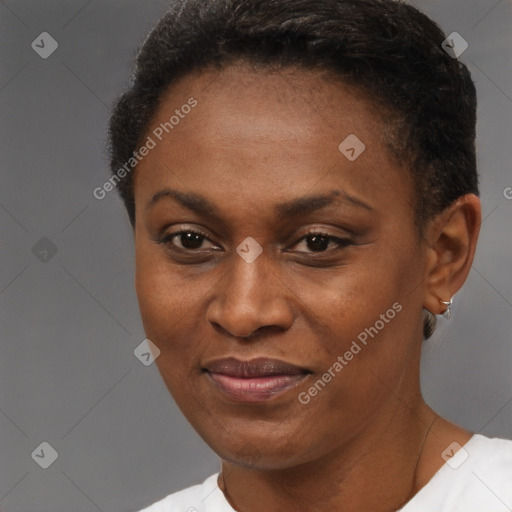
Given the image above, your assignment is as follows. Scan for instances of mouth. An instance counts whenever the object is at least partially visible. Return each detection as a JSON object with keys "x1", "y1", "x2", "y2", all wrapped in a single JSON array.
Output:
[{"x1": 202, "y1": 357, "x2": 312, "y2": 403}]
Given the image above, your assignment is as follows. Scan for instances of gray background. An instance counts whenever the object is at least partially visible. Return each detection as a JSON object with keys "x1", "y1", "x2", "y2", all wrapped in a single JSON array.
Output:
[{"x1": 0, "y1": 1, "x2": 510, "y2": 511}]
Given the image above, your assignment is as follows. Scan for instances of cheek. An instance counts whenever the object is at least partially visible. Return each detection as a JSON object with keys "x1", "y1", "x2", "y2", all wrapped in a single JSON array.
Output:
[
  {"x1": 297, "y1": 244, "x2": 421, "y2": 392},
  {"x1": 297, "y1": 252, "x2": 409, "y2": 343},
  {"x1": 134, "y1": 255, "x2": 208, "y2": 408},
  {"x1": 134, "y1": 241, "x2": 202, "y2": 355}
]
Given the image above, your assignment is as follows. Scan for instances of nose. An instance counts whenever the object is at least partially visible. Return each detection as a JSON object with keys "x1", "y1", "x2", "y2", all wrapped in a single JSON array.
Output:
[{"x1": 206, "y1": 248, "x2": 294, "y2": 339}]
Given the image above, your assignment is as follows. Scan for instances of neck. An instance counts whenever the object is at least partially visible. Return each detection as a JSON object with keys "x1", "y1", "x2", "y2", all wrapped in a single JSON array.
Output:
[{"x1": 219, "y1": 398, "x2": 438, "y2": 512}]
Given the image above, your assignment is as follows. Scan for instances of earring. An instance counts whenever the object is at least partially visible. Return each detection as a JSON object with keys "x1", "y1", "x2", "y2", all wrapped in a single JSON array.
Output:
[{"x1": 439, "y1": 298, "x2": 453, "y2": 319}]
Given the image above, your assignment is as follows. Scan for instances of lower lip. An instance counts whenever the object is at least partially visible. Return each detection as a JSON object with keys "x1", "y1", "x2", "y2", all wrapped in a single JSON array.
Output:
[{"x1": 206, "y1": 372, "x2": 308, "y2": 402}]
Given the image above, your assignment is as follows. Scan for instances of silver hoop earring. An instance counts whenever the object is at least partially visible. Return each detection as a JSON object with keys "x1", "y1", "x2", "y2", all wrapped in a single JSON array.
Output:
[{"x1": 439, "y1": 298, "x2": 453, "y2": 319}]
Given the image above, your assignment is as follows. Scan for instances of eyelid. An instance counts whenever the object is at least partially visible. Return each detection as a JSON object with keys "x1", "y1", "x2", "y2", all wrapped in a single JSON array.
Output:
[
  {"x1": 291, "y1": 226, "x2": 353, "y2": 243},
  {"x1": 154, "y1": 225, "x2": 353, "y2": 254},
  {"x1": 287, "y1": 230, "x2": 352, "y2": 252},
  {"x1": 168, "y1": 227, "x2": 211, "y2": 240},
  {"x1": 301, "y1": 226, "x2": 350, "y2": 237},
  {"x1": 154, "y1": 226, "x2": 219, "y2": 248}
]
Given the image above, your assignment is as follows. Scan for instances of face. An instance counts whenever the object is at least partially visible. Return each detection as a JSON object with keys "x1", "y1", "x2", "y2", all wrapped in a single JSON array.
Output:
[{"x1": 133, "y1": 63, "x2": 429, "y2": 469}]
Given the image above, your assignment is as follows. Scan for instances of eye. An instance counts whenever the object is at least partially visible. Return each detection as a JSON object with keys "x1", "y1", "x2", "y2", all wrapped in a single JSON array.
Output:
[
  {"x1": 159, "y1": 230, "x2": 219, "y2": 251},
  {"x1": 290, "y1": 231, "x2": 352, "y2": 254}
]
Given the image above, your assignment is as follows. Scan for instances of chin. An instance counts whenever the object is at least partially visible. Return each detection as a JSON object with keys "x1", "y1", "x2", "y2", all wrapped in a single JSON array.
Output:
[{"x1": 200, "y1": 423, "x2": 319, "y2": 470}]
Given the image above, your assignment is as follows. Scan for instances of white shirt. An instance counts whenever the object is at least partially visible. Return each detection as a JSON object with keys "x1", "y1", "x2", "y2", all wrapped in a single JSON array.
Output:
[{"x1": 138, "y1": 434, "x2": 512, "y2": 512}]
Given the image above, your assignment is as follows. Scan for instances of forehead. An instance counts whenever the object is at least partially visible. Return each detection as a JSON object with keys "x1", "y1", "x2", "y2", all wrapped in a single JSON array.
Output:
[{"x1": 134, "y1": 62, "x2": 413, "y2": 218}]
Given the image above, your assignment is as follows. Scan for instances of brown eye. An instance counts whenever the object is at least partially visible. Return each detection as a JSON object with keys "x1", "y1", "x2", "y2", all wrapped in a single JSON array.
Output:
[
  {"x1": 160, "y1": 230, "x2": 217, "y2": 251},
  {"x1": 292, "y1": 232, "x2": 352, "y2": 254},
  {"x1": 176, "y1": 232, "x2": 206, "y2": 250},
  {"x1": 305, "y1": 234, "x2": 330, "y2": 252}
]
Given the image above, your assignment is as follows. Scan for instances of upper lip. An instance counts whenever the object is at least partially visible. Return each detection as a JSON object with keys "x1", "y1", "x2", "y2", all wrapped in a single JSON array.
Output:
[{"x1": 203, "y1": 357, "x2": 310, "y2": 378}]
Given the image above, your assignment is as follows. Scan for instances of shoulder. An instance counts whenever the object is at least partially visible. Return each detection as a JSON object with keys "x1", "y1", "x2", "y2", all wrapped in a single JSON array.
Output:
[
  {"x1": 466, "y1": 435, "x2": 512, "y2": 492},
  {"x1": 137, "y1": 473, "x2": 232, "y2": 512},
  {"x1": 401, "y1": 434, "x2": 512, "y2": 512}
]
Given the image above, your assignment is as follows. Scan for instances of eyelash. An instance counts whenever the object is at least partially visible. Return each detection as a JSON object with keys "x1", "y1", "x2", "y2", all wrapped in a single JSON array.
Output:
[
  {"x1": 289, "y1": 230, "x2": 352, "y2": 254},
  {"x1": 157, "y1": 229, "x2": 214, "y2": 250},
  {"x1": 155, "y1": 229, "x2": 352, "y2": 255}
]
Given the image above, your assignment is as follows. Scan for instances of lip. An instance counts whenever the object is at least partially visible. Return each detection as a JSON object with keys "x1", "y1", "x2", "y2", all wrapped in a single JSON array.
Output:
[{"x1": 203, "y1": 357, "x2": 311, "y2": 402}]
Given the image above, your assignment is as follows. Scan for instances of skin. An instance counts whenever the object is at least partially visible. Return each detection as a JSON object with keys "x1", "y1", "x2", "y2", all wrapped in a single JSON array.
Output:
[{"x1": 133, "y1": 62, "x2": 481, "y2": 511}]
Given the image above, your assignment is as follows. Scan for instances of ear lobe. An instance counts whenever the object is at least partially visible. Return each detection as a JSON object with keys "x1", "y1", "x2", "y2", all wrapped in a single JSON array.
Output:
[{"x1": 423, "y1": 194, "x2": 481, "y2": 315}]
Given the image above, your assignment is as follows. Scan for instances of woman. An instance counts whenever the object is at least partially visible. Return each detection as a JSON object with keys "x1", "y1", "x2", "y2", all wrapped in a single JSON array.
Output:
[{"x1": 107, "y1": 0, "x2": 512, "y2": 510}]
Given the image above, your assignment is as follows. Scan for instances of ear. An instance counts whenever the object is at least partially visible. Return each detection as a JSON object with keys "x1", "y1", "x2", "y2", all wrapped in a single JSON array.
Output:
[{"x1": 423, "y1": 194, "x2": 481, "y2": 315}]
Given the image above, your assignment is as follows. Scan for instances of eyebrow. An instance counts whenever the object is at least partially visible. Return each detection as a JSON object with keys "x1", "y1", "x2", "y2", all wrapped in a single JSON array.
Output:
[
  {"x1": 275, "y1": 190, "x2": 373, "y2": 218},
  {"x1": 145, "y1": 188, "x2": 374, "y2": 221}
]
